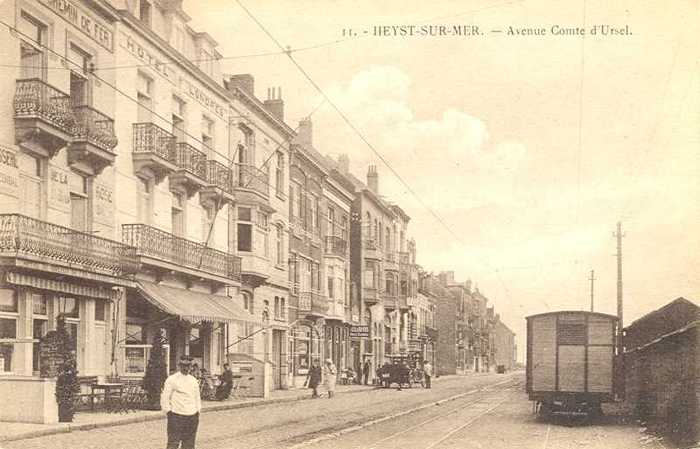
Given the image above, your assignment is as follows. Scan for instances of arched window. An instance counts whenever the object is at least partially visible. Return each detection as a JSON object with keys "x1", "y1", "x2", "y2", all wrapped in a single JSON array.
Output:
[{"x1": 385, "y1": 226, "x2": 391, "y2": 252}]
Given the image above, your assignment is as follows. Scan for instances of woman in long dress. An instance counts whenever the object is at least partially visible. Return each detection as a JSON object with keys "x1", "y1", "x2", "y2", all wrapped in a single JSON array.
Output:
[{"x1": 323, "y1": 358, "x2": 337, "y2": 399}]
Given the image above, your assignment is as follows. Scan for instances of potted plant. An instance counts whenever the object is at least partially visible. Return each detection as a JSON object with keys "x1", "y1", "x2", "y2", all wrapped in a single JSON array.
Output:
[
  {"x1": 143, "y1": 329, "x2": 168, "y2": 410},
  {"x1": 54, "y1": 316, "x2": 80, "y2": 422}
]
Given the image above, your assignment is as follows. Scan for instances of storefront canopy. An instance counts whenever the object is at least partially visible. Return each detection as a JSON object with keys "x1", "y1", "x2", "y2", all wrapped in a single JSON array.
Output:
[{"x1": 137, "y1": 281, "x2": 257, "y2": 325}]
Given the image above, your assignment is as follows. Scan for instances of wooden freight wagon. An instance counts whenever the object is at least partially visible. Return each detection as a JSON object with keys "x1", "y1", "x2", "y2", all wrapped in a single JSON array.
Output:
[{"x1": 526, "y1": 311, "x2": 619, "y2": 417}]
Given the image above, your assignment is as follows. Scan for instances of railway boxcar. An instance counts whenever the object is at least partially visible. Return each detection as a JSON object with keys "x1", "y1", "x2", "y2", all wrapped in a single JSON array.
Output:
[{"x1": 526, "y1": 311, "x2": 619, "y2": 416}]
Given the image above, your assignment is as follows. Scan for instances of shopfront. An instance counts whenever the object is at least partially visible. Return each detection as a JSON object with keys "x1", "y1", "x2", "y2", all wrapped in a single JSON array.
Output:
[{"x1": 289, "y1": 321, "x2": 322, "y2": 387}]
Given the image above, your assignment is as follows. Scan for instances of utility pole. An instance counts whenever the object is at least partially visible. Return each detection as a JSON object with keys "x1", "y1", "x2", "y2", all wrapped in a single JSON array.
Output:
[
  {"x1": 613, "y1": 221, "x2": 625, "y2": 398},
  {"x1": 589, "y1": 270, "x2": 596, "y2": 312}
]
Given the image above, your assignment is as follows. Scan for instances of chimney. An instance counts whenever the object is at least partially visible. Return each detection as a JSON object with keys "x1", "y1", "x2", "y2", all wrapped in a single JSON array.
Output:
[
  {"x1": 225, "y1": 74, "x2": 255, "y2": 96},
  {"x1": 367, "y1": 165, "x2": 378, "y2": 194},
  {"x1": 297, "y1": 117, "x2": 312, "y2": 147},
  {"x1": 338, "y1": 154, "x2": 349, "y2": 173},
  {"x1": 263, "y1": 86, "x2": 284, "y2": 121}
]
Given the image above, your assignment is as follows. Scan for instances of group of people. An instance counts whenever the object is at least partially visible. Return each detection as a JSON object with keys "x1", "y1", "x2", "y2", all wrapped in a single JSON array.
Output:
[
  {"x1": 189, "y1": 362, "x2": 235, "y2": 402},
  {"x1": 305, "y1": 358, "x2": 338, "y2": 398}
]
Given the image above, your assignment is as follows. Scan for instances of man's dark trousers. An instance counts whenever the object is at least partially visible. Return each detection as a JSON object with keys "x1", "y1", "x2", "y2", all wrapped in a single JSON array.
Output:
[
  {"x1": 363, "y1": 371, "x2": 369, "y2": 385},
  {"x1": 167, "y1": 411, "x2": 199, "y2": 449},
  {"x1": 425, "y1": 374, "x2": 432, "y2": 389}
]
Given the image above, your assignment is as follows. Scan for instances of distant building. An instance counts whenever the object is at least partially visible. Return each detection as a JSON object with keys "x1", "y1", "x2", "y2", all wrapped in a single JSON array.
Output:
[{"x1": 493, "y1": 317, "x2": 516, "y2": 371}]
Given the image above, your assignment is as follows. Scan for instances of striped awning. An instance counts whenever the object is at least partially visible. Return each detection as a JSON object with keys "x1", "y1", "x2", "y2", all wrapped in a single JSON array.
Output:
[
  {"x1": 4, "y1": 271, "x2": 116, "y2": 300},
  {"x1": 136, "y1": 281, "x2": 258, "y2": 325}
]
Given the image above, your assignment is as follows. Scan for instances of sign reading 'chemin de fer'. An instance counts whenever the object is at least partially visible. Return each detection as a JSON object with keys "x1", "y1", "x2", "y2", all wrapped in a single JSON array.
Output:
[{"x1": 39, "y1": 0, "x2": 114, "y2": 52}]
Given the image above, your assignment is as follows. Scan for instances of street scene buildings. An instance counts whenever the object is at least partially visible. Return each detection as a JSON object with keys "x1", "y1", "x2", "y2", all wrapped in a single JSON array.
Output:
[{"x1": 0, "y1": 1, "x2": 697, "y2": 449}]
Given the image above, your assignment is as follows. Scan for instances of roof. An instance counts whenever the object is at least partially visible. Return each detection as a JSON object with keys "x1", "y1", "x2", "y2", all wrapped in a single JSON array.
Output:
[
  {"x1": 525, "y1": 310, "x2": 619, "y2": 321},
  {"x1": 137, "y1": 281, "x2": 259, "y2": 325}
]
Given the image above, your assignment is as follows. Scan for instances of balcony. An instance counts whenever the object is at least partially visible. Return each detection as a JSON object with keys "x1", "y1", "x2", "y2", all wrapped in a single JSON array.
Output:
[
  {"x1": 324, "y1": 236, "x2": 346, "y2": 258},
  {"x1": 384, "y1": 252, "x2": 399, "y2": 271},
  {"x1": 239, "y1": 252, "x2": 270, "y2": 288},
  {"x1": 69, "y1": 105, "x2": 118, "y2": 174},
  {"x1": 298, "y1": 291, "x2": 328, "y2": 317},
  {"x1": 362, "y1": 238, "x2": 381, "y2": 260},
  {"x1": 383, "y1": 293, "x2": 398, "y2": 310},
  {"x1": 122, "y1": 224, "x2": 241, "y2": 285},
  {"x1": 363, "y1": 287, "x2": 379, "y2": 305},
  {"x1": 132, "y1": 123, "x2": 177, "y2": 181},
  {"x1": 170, "y1": 142, "x2": 208, "y2": 196},
  {"x1": 0, "y1": 214, "x2": 138, "y2": 283},
  {"x1": 14, "y1": 78, "x2": 75, "y2": 157},
  {"x1": 235, "y1": 163, "x2": 269, "y2": 204},
  {"x1": 201, "y1": 160, "x2": 235, "y2": 205}
]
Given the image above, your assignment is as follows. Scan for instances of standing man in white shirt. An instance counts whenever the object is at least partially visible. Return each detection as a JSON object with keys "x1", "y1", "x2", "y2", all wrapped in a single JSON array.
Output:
[{"x1": 161, "y1": 356, "x2": 202, "y2": 449}]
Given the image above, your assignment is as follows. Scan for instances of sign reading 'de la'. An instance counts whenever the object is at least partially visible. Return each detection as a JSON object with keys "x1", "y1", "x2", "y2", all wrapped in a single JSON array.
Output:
[{"x1": 39, "y1": 0, "x2": 114, "y2": 52}]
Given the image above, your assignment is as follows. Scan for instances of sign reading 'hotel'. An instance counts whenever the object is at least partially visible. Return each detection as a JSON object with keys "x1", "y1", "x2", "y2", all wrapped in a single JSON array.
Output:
[{"x1": 39, "y1": 0, "x2": 114, "y2": 52}]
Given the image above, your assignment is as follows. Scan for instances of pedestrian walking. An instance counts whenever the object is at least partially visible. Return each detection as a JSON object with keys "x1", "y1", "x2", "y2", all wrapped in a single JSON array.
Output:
[
  {"x1": 362, "y1": 359, "x2": 371, "y2": 385},
  {"x1": 161, "y1": 356, "x2": 202, "y2": 449},
  {"x1": 423, "y1": 360, "x2": 433, "y2": 389},
  {"x1": 305, "y1": 359, "x2": 322, "y2": 398},
  {"x1": 323, "y1": 358, "x2": 337, "y2": 398}
]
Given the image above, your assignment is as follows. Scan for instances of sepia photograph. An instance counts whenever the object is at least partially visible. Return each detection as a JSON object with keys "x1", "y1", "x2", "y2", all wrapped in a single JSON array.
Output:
[{"x1": 0, "y1": 0, "x2": 697, "y2": 448}]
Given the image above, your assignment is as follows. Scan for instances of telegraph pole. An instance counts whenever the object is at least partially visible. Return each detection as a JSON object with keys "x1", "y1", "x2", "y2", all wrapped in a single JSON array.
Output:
[
  {"x1": 588, "y1": 270, "x2": 596, "y2": 312},
  {"x1": 614, "y1": 222, "x2": 624, "y2": 330}
]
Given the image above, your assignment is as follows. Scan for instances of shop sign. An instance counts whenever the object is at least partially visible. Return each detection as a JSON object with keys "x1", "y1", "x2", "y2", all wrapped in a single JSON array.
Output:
[
  {"x1": 40, "y1": 0, "x2": 114, "y2": 52},
  {"x1": 350, "y1": 325, "x2": 369, "y2": 338},
  {"x1": 0, "y1": 145, "x2": 19, "y2": 197}
]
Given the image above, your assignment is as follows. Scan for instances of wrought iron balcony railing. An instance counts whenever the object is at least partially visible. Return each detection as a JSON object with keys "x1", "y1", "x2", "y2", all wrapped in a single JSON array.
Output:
[
  {"x1": 298, "y1": 291, "x2": 328, "y2": 315},
  {"x1": 236, "y1": 163, "x2": 269, "y2": 198},
  {"x1": 132, "y1": 122, "x2": 176, "y2": 162},
  {"x1": 122, "y1": 224, "x2": 241, "y2": 282},
  {"x1": 324, "y1": 236, "x2": 347, "y2": 257},
  {"x1": 0, "y1": 214, "x2": 138, "y2": 277},
  {"x1": 72, "y1": 105, "x2": 118, "y2": 152},
  {"x1": 14, "y1": 78, "x2": 75, "y2": 134},
  {"x1": 174, "y1": 142, "x2": 207, "y2": 181},
  {"x1": 205, "y1": 160, "x2": 234, "y2": 195}
]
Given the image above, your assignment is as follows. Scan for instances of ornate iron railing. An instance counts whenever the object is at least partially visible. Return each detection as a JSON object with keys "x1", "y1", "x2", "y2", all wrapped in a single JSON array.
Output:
[
  {"x1": 72, "y1": 105, "x2": 118, "y2": 151},
  {"x1": 0, "y1": 214, "x2": 138, "y2": 276},
  {"x1": 14, "y1": 78, "x2": 75, "y2": 134},
  {"x1": 122, "y1": 224, "x2": 241, "y2": 281},
  {"x1": 132, "y1": 123, "x2": 176, "y2": 163},
  {"x1": 236, "y1": 163, "x2": 269, "y2": 197},
  {"x1": 324, "y1": 236, "x2": 346, "y2": 257},
  {"x1": 205, "y1": 160, "x2": 234, "y2": 194},
  {"x1": 174, "y1": 142, "x2": 207, "y2": 181}
]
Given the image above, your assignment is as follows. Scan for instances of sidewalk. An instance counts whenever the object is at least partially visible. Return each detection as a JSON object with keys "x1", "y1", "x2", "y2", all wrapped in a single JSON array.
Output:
[{"x1": 0, "y1": 382, "x2": 377, "y2": 443}]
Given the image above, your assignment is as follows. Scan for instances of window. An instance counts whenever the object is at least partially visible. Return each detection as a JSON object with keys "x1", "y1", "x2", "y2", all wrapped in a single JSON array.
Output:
[
  {"x1": 242, "y1": 292, "x2": 253, "y2": 314},
  {"x1": 257, "y1": 211, "x2": 269, "y2": 257},
  {"x1": 202, "y1": 204, "x2": 216, "y2": 244},
  {"x1": 364, "y1": 263, "x2": 376, "y2": 288},
  {"x1": 68, "y1": 44, "x2": 92, "y2": 106},
  {"x1": 18, "y1": 148, "x2": 43, "y2": 220},
  {"x1": 309, "y1": 194, "x2": 317, "y2": 233},
  {"x1": 0, "y1": 291, "x2": 19, "y2": 373},
  {"x1": 202, "y1": 116, "x2": 214, "y2": 157},
  {"x1": 199, "y1": 49, "x2": 213, "y2": 77},
  {"x1": 138, "y1": 0, "x2": 152, "y2": 26},
  {"x1": 137, "y1": 177, "x2": 153, "y2": 224},
  {"x1": 59, "y1": 297, "x2": 79, "y2": 318},
  {"x1": 237, "y1": 207, "x2": 252, "y2": 252},
  {"x1": 94, "y1": 300, "x2": 106, "y2": 322},
  {"x1": 0, "y1": 289, "x2": 18, "y2": 313},
  {"x1": 385, "y1": 227, "x2": 391, "y2": 252},
  {"x1": 189, "y1": 326, "x2": 203, "y2": 367},
  {"x1": 32, "y1": 294, "x2": 48, "y2": 372},
  {"x1": 136, "y1": 72, "x2": 153, "y2": 123},
  {"x1": 171, "y1": 192, "x2": 185, "y2": 237},
  {"x1": 275, "y1": 152, "x2": 284, "y2": 196},
  {"x1": 69, "y1": 171, "x2": 89, "y2": 232},
  {"x1": 341, "y1": 216, "x2": 348, "y2": 241},
  {"x1": 172, "y1": 96, "x2": 186, "y2": 143},
  {"x1": 280, "y1": 297, "x2": 285, "y2": 319},
  {"x1": 328, "y1": 207, "x2": 335, "y2": 237},
  {"x1": 275, "y1": 225, "x2": 284, "y2": 266},
  {"x1": 327, "y1": 266, "x2": 335, "y2": 300},
  {"x1": 18, "y1": 12, "x2": 46, "y2": 79},
  {"x1": 290, "y1": 182, "x2": 302, "y2": 221}
]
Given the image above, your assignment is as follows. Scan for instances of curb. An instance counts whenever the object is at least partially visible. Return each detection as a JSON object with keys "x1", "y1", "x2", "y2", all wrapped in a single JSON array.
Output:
[{"x1": 0, "y1": 386, "x2": 379, "y2": 443}]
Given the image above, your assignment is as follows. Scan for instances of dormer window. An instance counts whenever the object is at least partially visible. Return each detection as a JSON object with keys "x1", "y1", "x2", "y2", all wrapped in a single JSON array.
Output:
[{"x1": 139, "y1": 0, "x2": 152, "y2": 27}]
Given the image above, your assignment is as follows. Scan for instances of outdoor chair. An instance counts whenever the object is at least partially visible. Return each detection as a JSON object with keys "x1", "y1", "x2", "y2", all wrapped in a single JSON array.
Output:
[{"x1": 112, "y1": 384, "x2": 148, "y2": 413}]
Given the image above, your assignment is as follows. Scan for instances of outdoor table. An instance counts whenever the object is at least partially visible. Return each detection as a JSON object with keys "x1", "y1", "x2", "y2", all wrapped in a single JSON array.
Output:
[{"x1": 90, "y1": 382, "x2": 124, "y2": 411}]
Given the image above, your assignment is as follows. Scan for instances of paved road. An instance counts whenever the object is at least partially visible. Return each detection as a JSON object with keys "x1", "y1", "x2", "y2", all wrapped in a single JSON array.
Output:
[{"x1": 3, "y1": 372, "x2": 658, "y2": 449}]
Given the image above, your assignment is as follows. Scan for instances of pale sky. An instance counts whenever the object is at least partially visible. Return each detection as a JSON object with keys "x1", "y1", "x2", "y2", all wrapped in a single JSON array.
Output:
[{"x1": 189, "y1": 0, "x2": 699, "y2": 360}]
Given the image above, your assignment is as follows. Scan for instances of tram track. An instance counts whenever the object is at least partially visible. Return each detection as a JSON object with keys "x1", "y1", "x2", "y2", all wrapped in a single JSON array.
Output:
[{"x1": 282, "y1": 376, "x2": 523, "y2": 449}]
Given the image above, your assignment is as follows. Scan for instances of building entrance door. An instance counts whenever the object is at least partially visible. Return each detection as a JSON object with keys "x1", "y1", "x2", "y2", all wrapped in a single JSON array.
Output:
[{"x1": 271, "y1": 330, "x2": 282, "y2": 390}]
